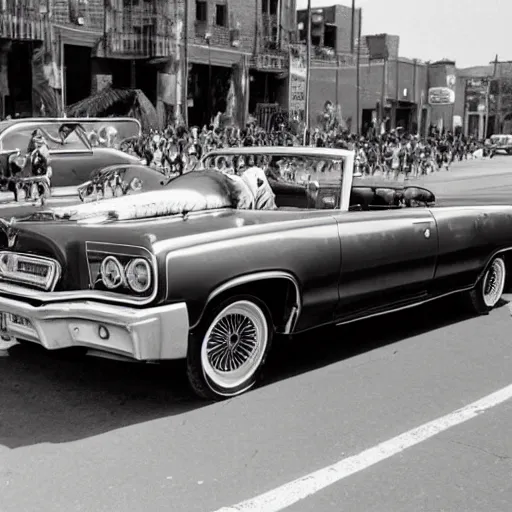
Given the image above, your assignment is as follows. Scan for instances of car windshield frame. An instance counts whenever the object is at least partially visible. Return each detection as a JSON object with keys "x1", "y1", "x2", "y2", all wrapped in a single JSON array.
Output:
[
  {"x1": 0, "y1": 121, "x2": 92, "y2": 153},
  {"x1": 0, "y1": 118, "x2": 142, "y2": 153},
  {"x1": 200, "y1": 147, "x2": 355, "y2": 211}
]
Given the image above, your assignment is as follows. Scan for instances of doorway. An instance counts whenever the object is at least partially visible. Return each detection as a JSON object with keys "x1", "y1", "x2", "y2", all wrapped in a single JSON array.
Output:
[
  {"x1": 5, "y1": 41, "x2": 33, "y2": 117},
  {"x1": 64, "y1": 45, "x2": 92, "y2": 106}
]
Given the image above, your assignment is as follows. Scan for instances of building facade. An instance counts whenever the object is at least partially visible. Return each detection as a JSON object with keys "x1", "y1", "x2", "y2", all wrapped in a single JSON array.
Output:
[
  {"x1": 0, "y1": 0, "x2": 296, "y2": 126},
  {"x1": 0, "y1": 0, "x2": 501, "y2": 139},
  {"x1": 301, "y1": 4, "x2": 468, "y2": 137}
]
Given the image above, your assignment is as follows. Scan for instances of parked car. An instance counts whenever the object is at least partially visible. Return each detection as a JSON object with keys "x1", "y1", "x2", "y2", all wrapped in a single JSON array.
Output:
[
  {"x1": 489, "y1": 134, "x2": 512, "y2": 155},
  {"x1": 0, "y1": 162, "x2": 168, "y2": 218},
  {"x1": 0, "y1": 146, "x2": 509, "y2": 401},
  {"x1": 0, "y1": 117, "x2": 142, "y2": 208}
]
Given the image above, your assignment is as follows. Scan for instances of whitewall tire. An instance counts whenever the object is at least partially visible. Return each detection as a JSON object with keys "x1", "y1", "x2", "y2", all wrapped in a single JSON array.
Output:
[
  {"x1": 187, "y1": 296, "x2": 273, "y2": 400},
  {"x1": 468, "y1": 256, "x2": 507, "y2": 314}
]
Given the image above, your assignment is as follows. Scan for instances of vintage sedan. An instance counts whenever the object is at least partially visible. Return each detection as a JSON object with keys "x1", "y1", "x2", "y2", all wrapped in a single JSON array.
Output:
[
  {"x1": 0, "y1": 163, "x2": 168, "y2": 218},
  {"x1": 0, "y1": 146, "x2": 509, "y2": 400},
  {"x1": 0, "y1": 117, "x2": 141, "y2": 205}
]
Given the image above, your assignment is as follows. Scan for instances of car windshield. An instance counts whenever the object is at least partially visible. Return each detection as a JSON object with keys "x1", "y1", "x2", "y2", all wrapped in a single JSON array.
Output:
[
  {"x1": 0, "y1": 123, "x2": 89, "y2": 152},
  {"x1": 201, "y1": 154, "x2": 344, "y2": 187}
]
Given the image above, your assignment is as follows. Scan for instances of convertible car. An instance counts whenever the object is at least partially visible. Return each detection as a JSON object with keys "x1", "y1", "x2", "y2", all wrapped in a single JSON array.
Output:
[
  {"x1": 0, "y1": 146, "x2": 509, "y2": 401},
  {"x1": 0, "y1": 117, "x2": 141, "y2": 209}
]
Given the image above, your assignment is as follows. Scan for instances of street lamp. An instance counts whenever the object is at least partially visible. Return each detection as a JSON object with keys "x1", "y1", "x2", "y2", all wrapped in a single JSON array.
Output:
[{"x1": 205, "y1": 31, "x2": 212, "y2": 126}]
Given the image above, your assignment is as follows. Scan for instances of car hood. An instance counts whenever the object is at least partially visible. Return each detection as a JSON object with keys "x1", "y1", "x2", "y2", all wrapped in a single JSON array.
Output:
[{"x1": 1, "y1": 208, "x2": 333, "y2": 292}]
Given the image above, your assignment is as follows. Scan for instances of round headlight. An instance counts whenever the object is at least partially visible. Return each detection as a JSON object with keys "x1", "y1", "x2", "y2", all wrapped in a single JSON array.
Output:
[
  {"x1": 125, "y1": 258, "x2": 151, "y2": 293},
  {"x1": 100, "y1": 256, "x2": 125, "y2": 289}
]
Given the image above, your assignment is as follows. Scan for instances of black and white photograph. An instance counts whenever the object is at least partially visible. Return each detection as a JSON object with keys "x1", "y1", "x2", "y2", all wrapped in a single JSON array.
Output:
[{"x1": 0, "y1": 0, "x2": 511, "y2": 510}]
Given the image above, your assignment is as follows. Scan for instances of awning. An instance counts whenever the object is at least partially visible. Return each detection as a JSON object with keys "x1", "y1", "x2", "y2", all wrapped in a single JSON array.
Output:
[
  {"x1": 188, "y1": 44, "x2": 250, "y2": 67},
  {"x1": 54, "y1": 24, "x2": 102, "y2": 48}
]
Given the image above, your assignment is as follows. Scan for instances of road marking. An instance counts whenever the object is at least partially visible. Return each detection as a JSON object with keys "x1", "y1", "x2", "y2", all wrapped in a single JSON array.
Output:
[{"x1": 214, "y1": 383, "x2": 512, "y2": 512}]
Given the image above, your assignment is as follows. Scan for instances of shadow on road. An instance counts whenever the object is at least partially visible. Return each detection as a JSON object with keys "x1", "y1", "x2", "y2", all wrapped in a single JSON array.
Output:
[
  {"x1": 0, "y1": 348, "x2": 203, "y2": 449},
  {"x1": 0, "y1": 295, "x2": 506, "y2": 449},
  {"x1": 264, "y1": 295, "x2": 506, "y2": 384}
]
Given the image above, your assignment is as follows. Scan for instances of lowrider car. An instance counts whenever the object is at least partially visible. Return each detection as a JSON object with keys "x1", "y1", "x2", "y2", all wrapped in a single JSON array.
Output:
[
  {"x1": 0, "y1": 163, "x2": 168, "y2": 218},
  {"x1": 0, "y1": 117, "x2": 141, "y2": 208},
  {"x1": 0, "y1": 146, "x2": 510, "y2": 401}
]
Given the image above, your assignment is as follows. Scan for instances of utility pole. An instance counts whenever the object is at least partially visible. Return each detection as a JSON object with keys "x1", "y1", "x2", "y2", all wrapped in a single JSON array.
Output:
[
  {"x1": 303, "y1": 0, "x2": 311, "y2": 145},
  {"x1": 350, "y1": 0, "x2": 355, "y2": 54},
  {"x1": 355, "y1": 7, "x2": 361, "y2": 135},
  {"x1": 182, "y1": 0, "x2": 189, "y2": 126},
  {"x1": 492, "y1": 54, "x2": 502, "y2": 135}
]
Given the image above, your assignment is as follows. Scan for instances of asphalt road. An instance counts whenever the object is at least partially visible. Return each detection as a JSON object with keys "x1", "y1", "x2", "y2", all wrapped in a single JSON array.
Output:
[{"x1": 1, "y1": 155, "x2": 512, "y2": 512}]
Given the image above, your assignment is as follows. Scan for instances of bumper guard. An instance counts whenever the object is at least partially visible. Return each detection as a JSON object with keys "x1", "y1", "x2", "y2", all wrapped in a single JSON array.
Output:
[{"x1": 0, "y1": 295, "x2": 189, "y2": 360}]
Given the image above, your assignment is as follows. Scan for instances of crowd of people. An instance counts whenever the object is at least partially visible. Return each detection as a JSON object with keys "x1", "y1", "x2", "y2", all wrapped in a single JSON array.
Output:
[{"x1": 120, "y1": 121, "x2": 495, "y2": 180}]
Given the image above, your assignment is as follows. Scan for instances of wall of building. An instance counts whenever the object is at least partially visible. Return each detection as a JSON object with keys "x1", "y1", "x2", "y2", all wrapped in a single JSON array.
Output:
[
  {"x1": 53, "y1": 0, "x2": 104, "y2": 30},
  {"x1": 309, "y1": 58, "x2": 428, "y2": 131},
  {"x1": 333, "y1": 4, "x2": 360, "y2": 54},
  {"x1": 191, "y1": 0, "x2": 257, "y2": 52}
]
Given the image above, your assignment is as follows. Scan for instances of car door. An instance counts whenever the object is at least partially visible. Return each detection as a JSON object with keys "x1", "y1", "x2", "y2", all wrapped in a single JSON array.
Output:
[
  {"x1": 332, "y1": 208, "x2": 438, "y2": 320},
  {"x1": 46, "y1": 124, "x2": 94, "y2": 187}
]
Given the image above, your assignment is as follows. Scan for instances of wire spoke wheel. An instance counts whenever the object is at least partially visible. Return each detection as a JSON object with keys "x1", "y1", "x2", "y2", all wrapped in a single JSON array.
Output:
[
  {"x1": 200, "y1": 300, "x2": 269, "y2": 391},
  {"x1": 482, "y1": 257, "x2": 506, "y2": 308}
]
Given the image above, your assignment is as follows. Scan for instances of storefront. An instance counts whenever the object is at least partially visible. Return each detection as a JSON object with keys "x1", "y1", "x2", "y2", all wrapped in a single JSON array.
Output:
[{"x1": 464, "y1": 77, "x2": 490, "y2": 139}]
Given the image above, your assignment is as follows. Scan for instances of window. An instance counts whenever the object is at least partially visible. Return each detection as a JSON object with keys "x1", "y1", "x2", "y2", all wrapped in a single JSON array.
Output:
[
  {"x1": 196, "y1": 0, "x2": 207, "y2": 22},
  {"x1": 215, "y1": 4, "x2": 227, "y2": 26},
  {"x1": 324, "y1": 25, "x2": 336, "y2": 49},
  {"x1": 262, "y1": 0, "x2": 277, "y2": 15}
]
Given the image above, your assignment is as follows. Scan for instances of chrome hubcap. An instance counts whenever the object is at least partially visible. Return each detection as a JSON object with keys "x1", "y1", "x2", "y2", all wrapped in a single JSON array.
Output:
[
  {"x1": 201, "y1": 301, "x2": 268, "y2": 390},
  {"x1": 207, "y1": 314, "x2": 258, "y2": 372},
  {"x1": 483, "y1": 258, "x2": 506, "y2": 308}
]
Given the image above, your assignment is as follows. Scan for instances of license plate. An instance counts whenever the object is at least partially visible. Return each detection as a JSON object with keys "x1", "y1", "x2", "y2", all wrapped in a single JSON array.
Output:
[{"x1": 0, "y1": 312, "x2": 33, "y2": 331}]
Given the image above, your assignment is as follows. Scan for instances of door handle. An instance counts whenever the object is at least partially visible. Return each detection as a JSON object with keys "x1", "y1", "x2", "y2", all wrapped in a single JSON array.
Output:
[{"x1": 412, "y1": 220, "x2": 433, "y2": 225}]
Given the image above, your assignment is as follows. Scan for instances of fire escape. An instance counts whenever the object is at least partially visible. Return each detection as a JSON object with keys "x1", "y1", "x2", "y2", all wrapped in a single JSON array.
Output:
[
  {"x1": 0, "y1": 0, "x2": 48, "y2": 41},
  {"x1": 102, "y1": 0, "x2": 176, "y2": 59},
  {"x1": 253, "y1": 0, "x2": 288, "y2": 72}
]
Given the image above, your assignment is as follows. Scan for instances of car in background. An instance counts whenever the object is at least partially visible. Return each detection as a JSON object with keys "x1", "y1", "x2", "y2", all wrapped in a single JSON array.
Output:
[
  {"x1": 0, "y1": 117, "x2": 142, "y2": 203},
  {"x1": 489, "y1": 134, "x2": 512, "y2": 155},
  {"x1": 0, "y1": 162, "x2": 168, "y2": 218},
  {"x1": 0, "y1": 146, "x2": 509, "y2": 401}
]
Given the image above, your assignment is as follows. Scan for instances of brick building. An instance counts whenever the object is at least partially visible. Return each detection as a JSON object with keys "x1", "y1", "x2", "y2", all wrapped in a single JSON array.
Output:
[
  {"x1": 454, "y1": 62, "x2": 512, "y2": 139},
  {"x1": 0, "y1": 0, "x2": 59, "y2": 118},
  {"x1": 300, "y1": 3, "x2": 466, "y2": 137},
  {"x1": 0, "y1": 0, "x2": 296, "y2": 126}
]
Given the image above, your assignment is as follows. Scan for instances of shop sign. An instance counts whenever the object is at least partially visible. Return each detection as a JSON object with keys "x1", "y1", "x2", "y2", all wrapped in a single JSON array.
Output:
[
  {"x1": 428, "y1": 87, "x2": 455, "y2": 105},
  {"x1": 289, "y1": 44, "x2": 307, "y2": 120}
]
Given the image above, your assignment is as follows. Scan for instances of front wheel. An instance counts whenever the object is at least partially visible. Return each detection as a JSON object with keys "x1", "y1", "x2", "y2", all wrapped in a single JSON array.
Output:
[
  {"x1": 187, "y1": 296, "x2": 273, "y2": 400},
  {"x1": 467, "y1": 256, "x2": 507, "y2": 314}
]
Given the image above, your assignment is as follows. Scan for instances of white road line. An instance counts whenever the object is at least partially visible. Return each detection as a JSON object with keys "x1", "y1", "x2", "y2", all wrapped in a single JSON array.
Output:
[{"x1": 214, "y1": 383, "x2": 512, "y2": 512}]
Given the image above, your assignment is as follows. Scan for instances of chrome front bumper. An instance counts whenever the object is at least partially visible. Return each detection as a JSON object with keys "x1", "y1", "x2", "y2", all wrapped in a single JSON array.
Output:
[{"x1": 0, "y1": 295, "x2": 190, "y2": 360}]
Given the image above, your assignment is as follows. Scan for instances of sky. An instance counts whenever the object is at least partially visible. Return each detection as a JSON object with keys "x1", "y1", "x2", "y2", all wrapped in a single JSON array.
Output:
[{"x1": 295, "y1": 0, "x2": 511, "y2": 68}]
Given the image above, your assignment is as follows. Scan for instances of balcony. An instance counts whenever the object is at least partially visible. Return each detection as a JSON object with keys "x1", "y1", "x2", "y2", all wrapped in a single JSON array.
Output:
[
  {"x1": 100, "y1": 6, "x2": 176, "y2": 59},
  {"x1": 0, "y1": 9, "x2": 46, "y2": 41},
  {"x1": 105, "y1": 30, "x2": 174, "y2": 58},
  {"x1": 310, "y1": 45, "x2": 370, "y2": 67},
  {"x1": 251, "y1": 32, "x2": 288, "y2": 72}
]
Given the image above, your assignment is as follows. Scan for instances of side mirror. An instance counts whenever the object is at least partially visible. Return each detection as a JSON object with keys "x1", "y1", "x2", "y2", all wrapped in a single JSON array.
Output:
[{"x1": 403, "y1": 186, "x2": 436, "y2": 206}]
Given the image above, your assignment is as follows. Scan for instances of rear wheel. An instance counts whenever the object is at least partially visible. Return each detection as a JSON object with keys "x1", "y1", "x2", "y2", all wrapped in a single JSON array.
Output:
[
  {"x1": 187, "y1": 296, "x2": 273, "y2": 400},
  {"x1": 467, "y1": 256, "x2": 506, "y2": 314}
]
